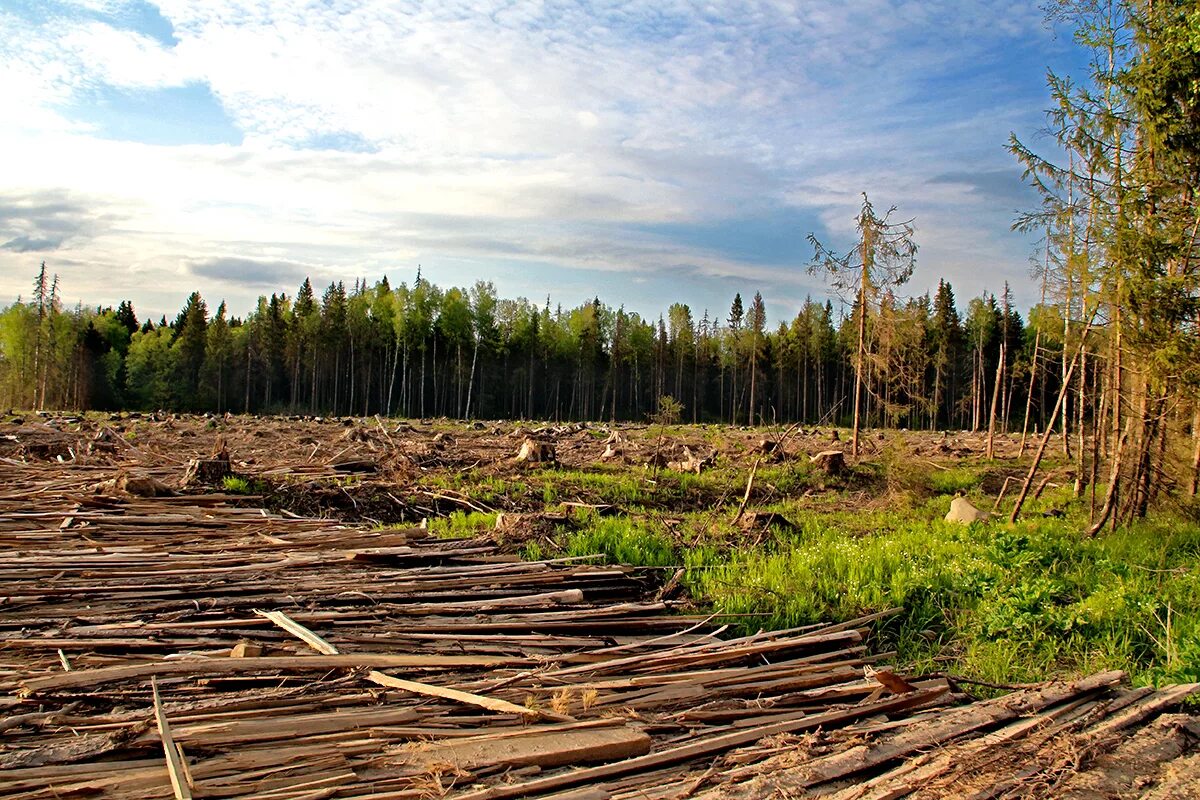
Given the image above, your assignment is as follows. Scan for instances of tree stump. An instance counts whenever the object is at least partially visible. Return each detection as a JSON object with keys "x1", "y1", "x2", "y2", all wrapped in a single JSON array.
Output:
[
  {"x1": 181, "y1": 442, "x2": 232, "y2": 487},
  {"x1": 810, "y1": 450, "x2": 846, "y2": 476},
  {"x1": 515, "y1": 438, "x2": 556, "y2": 465}
]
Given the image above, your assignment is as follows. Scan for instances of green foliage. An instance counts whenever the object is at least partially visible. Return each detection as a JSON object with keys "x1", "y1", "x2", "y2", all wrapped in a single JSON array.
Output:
[
  {"x1": 221, "y1": 475, "x2": 252, "y2": 494},
  {"x1": 428, "y1": 510, "x2": 498, "y2": 539},
  {"x1": 221, "y1": 475, "x2": 268, "y2": 495},
  {"x1": 651, "y1": 395, "x2": 683, "y2": 426},
  {"x1": 682, "y1": 513, "x2": 1200, "y2": 685},
  {"x1": 927, "y1": 468, "x2": 982, "y2": 495},
  {"x1": 561, "y1": 517, "x2": 677, "y2": 567}
]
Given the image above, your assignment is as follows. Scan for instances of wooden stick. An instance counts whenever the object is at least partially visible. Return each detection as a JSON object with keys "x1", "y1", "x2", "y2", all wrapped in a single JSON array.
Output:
[
  {"x1": 151, "y1": 677, "x2": 194, "y2": 800},
  {"x1": 256, "y1": 610, "x2": 340, "y2": 655},
  {"x1": 23, "y1": 654, "x2": 532, "y2": 693},
  {"x1": 366, "y1": 670, "x2": 550, "y2": 718}
]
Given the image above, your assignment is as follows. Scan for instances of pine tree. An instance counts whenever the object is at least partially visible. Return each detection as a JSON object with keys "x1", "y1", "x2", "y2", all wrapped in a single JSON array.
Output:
[
  {"x1": 809, "y1": 194, "x2": 918, "y2": 456},
  {"x1": 727, "y1": 293, "x2": 744, "y2": 424},
  {"x1": 747, "y1": 292, "x2": 766, "y2": 426},
  {"x1": 172, "y1": 291, "x2": 208, "y2": 407}
]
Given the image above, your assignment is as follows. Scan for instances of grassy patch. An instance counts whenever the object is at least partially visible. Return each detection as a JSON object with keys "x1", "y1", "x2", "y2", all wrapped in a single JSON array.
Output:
[
  {"x1": 683, "y1": 513, "x2": 1200, "y2": 685},
  {"x1": 222, "y1": 474, "x2": 266, "y2": 494},
  {"x1": 927, "y1": 467, "x2": 982, "y2": 495},
  {"x1": 560, "y1": 516, "x2": 678, "y2": 567},
  {"x1": 530, "y1": 495, "x2": 1200, "y2": 686},
  {"x1": 427, "y1": 510, "x2": 498, "y2": 539}
]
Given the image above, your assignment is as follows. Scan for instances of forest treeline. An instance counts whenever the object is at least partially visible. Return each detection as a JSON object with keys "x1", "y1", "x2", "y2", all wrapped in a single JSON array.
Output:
[
  {"x1": 0, "y1": 265, "x2": 1041, "y2": 434},
  {"x1": 0, "y1": 1, "x2": 1196, "y2": 525}
]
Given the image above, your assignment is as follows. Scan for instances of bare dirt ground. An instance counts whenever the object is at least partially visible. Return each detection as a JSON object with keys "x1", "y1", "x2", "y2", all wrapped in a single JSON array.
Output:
[{"x1": 0, "y1": 410, "x2": 1037, "y2": 521}]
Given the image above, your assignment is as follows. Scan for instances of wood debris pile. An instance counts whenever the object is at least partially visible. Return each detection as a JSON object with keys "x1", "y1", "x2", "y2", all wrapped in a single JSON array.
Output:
[{"x1": 0, "y1": 417, "x2": 1196, "y2": 798}]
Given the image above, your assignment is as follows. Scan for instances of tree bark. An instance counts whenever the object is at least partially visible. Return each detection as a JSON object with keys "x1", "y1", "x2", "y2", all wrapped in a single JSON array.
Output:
[
  {"x1": 1190, "y1": 406, "x2": 1200, "y2": 496},
  {"x1": 1010, "y1": 319, "x2": 1092, "y2": 523},
  {"x1": 851, "y1": 257, "x2": 868, "y2": 458},
  {"x1": 986, "y1": 341, "x2": 1005, "y2": 459},
  {"x1": 465, "y1": 335, "x2": 479, "y2": 419}
]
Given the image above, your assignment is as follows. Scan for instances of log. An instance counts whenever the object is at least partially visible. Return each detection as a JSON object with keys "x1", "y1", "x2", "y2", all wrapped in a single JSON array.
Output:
[{"x1": 395, "y1": 723, "x2": 651, "y2": 772}]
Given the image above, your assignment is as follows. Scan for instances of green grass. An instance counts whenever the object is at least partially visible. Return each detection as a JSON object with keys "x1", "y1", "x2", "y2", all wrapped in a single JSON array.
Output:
[
  {"x1": 427, "y1": 510, "x2": 498, "y2": 539},
  {"x1": 222, "y1": 475, "x2": 252, "y2": 494},
  {"x1": 692, "y1": 513, "x2": 1200, "y2": 685},
  {"x1": 927, "y1": 467, "x2": 983, "y2": 495},
  {"x1": 559, "y1": 516, "x2": 678, "y2": 567},
  {"x1": 525, "y1": 495, "x2": 1200, "y2": 687}
]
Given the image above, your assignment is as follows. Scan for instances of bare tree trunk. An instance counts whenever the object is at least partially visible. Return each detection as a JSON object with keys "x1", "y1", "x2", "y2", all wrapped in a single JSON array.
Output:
[
  {"x1": 730, "y1": 355, "x2": 738, "y2": 425},
  {"x1": 465, "y1": 335, "x2": 479, "y2": 419},
  {"x1": 1010, "y1": 319, "x2": 1092, "y2": 523},
  {"x1": 986, "y1": 341, "x2": 1005, "y2": 459},
  {"x1": 349, "y1": 335, "x2": 356, "y2": 417},
  {"x1": 1088, "y1": 420, "x2": 1130, "y2": 536},
  {"x1": 1190, "y1": 406, "x2": 1200, "y2": 496},
  {"x1": 1061, "y1": 316, "x2": 1072, "y2": 458},
  {"x1": 386, "y1": 341, "x2": 398, "y2": 417},
  {"x1": 1090, "y1": 360, "x2": 1108, "y2": 521},
  {"x1": 851, "y1": 264, "x2": 868, "y2": 458},
  {"x1": 310, "y1": 355, "x2": 317, "y2": 413},
  {"x1": 363, "y1": 348, "x2": 371, "y2": 417},
  {"x1": 749, "y1": 336, "x2": 758, "y2": 427},
  {"x1": 970, "y1": 346, "x2": 980, "y2": 432},
  {"x1": 1075, "y1": 343, "x2": 1087, "y2": 497},
  {"x1": 244, "y1": 346, "x2": 252, "y2": 414},
  {"x1": 932, "y1": 359, "x2": 942, "y2": 432}
]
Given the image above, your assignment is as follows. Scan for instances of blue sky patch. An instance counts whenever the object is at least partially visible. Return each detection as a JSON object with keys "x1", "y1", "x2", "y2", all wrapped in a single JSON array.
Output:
[
  {"x1": 633, "y1": 206, "x2": 824, "y2": 267},
  {"x1": 300, "y1": 131, "x2": 380, "y2": 154},
  {"x1": 1, "y1": 0, "x2": 177, "y2": 45},
  {"x1": 70, "y1": 82, "x2": 242, "y2": 147}
]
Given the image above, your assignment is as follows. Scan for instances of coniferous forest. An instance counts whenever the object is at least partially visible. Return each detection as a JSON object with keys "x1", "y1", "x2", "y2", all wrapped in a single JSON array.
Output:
[{"x1": 3, "y1": 264, "x2": 1035, "y2": 430}]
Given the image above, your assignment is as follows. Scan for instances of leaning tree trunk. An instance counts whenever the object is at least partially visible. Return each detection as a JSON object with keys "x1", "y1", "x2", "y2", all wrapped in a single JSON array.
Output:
[
  {"x1": 851, "y1": 266, "x2": 868, "y2": 458},
  {"x1": 1088, "y1": 419, "x2": 1130, "y2": 536},
  {"x1": 1190, "y1": 406, "x2": 1200, "y2": 496},
  {"x1": 986, "y1": 340, "x2": 1005, "y2": 459},
  {"x1": 465, "y1": 335, "x2": 479, "y2": 419},
  {"x1": 1010, "y1": 318, "x2": 1092, "y2": 523}
]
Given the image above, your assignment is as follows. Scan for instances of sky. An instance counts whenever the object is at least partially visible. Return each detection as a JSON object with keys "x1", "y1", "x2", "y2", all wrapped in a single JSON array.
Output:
[{"x1": 0, "y1": 0, "x2": 1084, "y2": 324}]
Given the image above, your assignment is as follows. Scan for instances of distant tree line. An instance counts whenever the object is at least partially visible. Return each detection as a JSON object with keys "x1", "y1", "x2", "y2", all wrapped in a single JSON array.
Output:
[{"x1": 3, "y1": 262, "x2": 1074, "y2": 436}]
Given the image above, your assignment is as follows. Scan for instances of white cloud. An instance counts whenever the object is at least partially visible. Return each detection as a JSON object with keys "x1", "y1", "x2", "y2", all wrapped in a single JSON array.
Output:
[{"x1": 0, "y1": 0, "x2": 1058, "y2": 319}]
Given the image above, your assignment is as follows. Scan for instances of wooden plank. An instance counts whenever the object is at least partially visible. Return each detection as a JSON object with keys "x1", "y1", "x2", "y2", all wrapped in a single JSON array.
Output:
[
  {"x1": 365, "y1": 670, "x2": 543, "y2": 718},
  {"x1": 22, "y1": 654, "x2": 531, "y2": 693},
  {"x1": 1082, "y1": 683, "x2": 1200, "y2": 740},
  {"x1": 749, "y1": 670, "x2": 1126, "y2": 793},
  {"x1": 395, "y1": 724, "x2": 652, "y2": 771}
]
